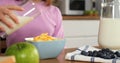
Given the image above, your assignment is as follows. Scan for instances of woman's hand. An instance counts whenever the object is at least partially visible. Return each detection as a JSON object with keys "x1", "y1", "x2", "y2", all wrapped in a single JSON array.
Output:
[{"x1": 0, "y1": 5, "x2": 24, "y2": 31}]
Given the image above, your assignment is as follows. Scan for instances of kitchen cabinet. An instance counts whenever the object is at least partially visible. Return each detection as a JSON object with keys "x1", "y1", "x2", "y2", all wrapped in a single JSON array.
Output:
[{"x1": 63, "y1": 20, "x2": 100, "y2": 48}]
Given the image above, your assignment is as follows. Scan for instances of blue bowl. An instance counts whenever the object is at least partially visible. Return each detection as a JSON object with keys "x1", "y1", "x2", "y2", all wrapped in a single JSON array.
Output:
[{"x1": 26, "y1": 39, "x2": 65, "y2": 59}]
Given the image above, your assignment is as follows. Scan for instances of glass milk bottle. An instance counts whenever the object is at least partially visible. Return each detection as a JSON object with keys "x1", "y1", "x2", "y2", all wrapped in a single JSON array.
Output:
[{"x1": 98, "y1": 0, "x2": 120, "y2": 49}]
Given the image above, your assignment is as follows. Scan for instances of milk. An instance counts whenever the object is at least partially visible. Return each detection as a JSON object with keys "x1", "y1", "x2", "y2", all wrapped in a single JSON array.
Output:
[
  {"x1": 0, "y1": 16, "x2": 33, "y2": 35},
  {"x1": 98, "y1": 18, "x2": 120, "y2": 49}
]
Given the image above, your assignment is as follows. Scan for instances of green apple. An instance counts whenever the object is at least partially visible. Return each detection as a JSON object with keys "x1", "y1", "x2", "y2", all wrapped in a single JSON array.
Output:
[{"x1": 5, "y1": 42, "x2": 39, "y2": 63}]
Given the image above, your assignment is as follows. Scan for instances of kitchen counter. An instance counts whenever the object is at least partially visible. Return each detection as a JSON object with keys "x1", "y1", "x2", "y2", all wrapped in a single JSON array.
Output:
[
  {"x1": 0, "y1": 47, "x2": 100, "y2": 63},
  {"x1": 40, "y1": 48, "x2": 100, "y2": 63},
  {"x1": 63, "y1": 15, "x2": 100, "y2": 20}
]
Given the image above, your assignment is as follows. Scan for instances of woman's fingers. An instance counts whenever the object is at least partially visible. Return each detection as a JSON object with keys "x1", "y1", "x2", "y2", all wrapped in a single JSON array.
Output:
[
  {"x1": 0, "y1": 13, "x2": 13, "y2": 28},
  {"x1": 0, "y1": 5, "x2": 24, "y2": 30},
  {"x1": 8, "y1": 12, "x2": 19, "y2": 24},
  {"x1": 0, "y1": 26, "x2": 5, "y2": 32},
  {"x1": 3, "y1": 8, "x2": 19, "y2": 24},
  {"x1": 7, "y1": 5, "x2": 24, "y2": 11},
  {"x1": 6, "y1": 5, "x2": 24, "y2": 24}
]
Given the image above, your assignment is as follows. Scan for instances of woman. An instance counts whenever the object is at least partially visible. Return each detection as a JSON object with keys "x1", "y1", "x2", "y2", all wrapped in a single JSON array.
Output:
[{"x1": 0, "y1": 0, "x2": 64, "y2": 47}]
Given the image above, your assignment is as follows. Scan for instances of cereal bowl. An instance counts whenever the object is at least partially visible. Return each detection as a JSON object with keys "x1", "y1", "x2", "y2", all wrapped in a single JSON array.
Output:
[{"x1": 25, "y1": 38, "x2": 66, "y2": 59}]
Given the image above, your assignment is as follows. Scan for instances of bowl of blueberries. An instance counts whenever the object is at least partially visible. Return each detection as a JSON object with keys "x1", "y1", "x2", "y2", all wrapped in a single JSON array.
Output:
[
  {"x1": 65, "y1": 45, "x2": 120, "y2": 63},
  {"x1": 81, "y1": 48, "x2": 120, "y2": 59}
]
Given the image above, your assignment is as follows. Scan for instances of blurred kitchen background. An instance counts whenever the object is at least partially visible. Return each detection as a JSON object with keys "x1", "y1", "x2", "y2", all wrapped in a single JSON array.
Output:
[
  {"x1": 53, "y1": 0, "x2": 101, "y2": 16},
  {"x1": 52, "y1": 0, "x2": 101, "y2": 48}
]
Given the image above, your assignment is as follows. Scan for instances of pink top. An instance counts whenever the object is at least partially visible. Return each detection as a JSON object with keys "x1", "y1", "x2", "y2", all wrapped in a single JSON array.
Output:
[{"x1": 0, "y1": 0, "x2": 64, "y2": 47}]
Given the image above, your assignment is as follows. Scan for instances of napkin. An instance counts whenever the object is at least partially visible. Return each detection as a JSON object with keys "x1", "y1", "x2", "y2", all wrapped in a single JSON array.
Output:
[{"x1": 65, "y1": 45, "x2": 120, "y2": 63}]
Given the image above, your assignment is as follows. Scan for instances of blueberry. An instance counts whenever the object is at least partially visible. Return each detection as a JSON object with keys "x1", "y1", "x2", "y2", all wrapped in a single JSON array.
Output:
[
  {"x1": 81, "y1": 51, "x2": 89, "y2": 56},
  {"x1": 80, "y1": 48, "x2": 117, "y2": 59},
  {"x1": 88, "y1": 51, "x2": 93, "y2": 56},
  {"x1": 93, "y1": 50, "x2": 98, "y2": 57},
  {"x1": 115, "y1": 51, "x2": 120, "y2": 57},
  {"x1": 104, "y1": 55, "x2": 112, "y2": 59},
  {"x1": 110, "y1": 54, "x2": 116, "y2": 59},
  {"x1": 100, "y1": 53, "x2": 107, "y2": 58},
  {"x1": 101, "y1": 48, "x2": 110, "y2": 52},
  {"x1": 97, "y1": 51, "x2": 103, "y2": 57}
]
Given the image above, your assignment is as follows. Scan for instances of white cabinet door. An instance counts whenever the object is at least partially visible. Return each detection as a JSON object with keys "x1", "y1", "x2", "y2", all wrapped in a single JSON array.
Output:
[
  {"x1": 65, "y1": 37, "x2": 98, "y2": 48},
  {"x1": 63, "y1": 20, "x2": 99, "y2": 48}
]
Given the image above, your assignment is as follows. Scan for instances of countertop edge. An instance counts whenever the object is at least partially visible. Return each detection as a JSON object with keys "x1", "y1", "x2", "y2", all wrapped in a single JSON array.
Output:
[{"x1": 63, "y1": 15, "x2": 100, "y2": 20}]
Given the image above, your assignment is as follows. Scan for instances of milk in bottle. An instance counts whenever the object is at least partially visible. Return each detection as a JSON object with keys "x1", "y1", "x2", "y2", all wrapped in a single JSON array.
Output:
[{"x1": 98, "y1": 0, "x2": 120, "y2": 49}]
